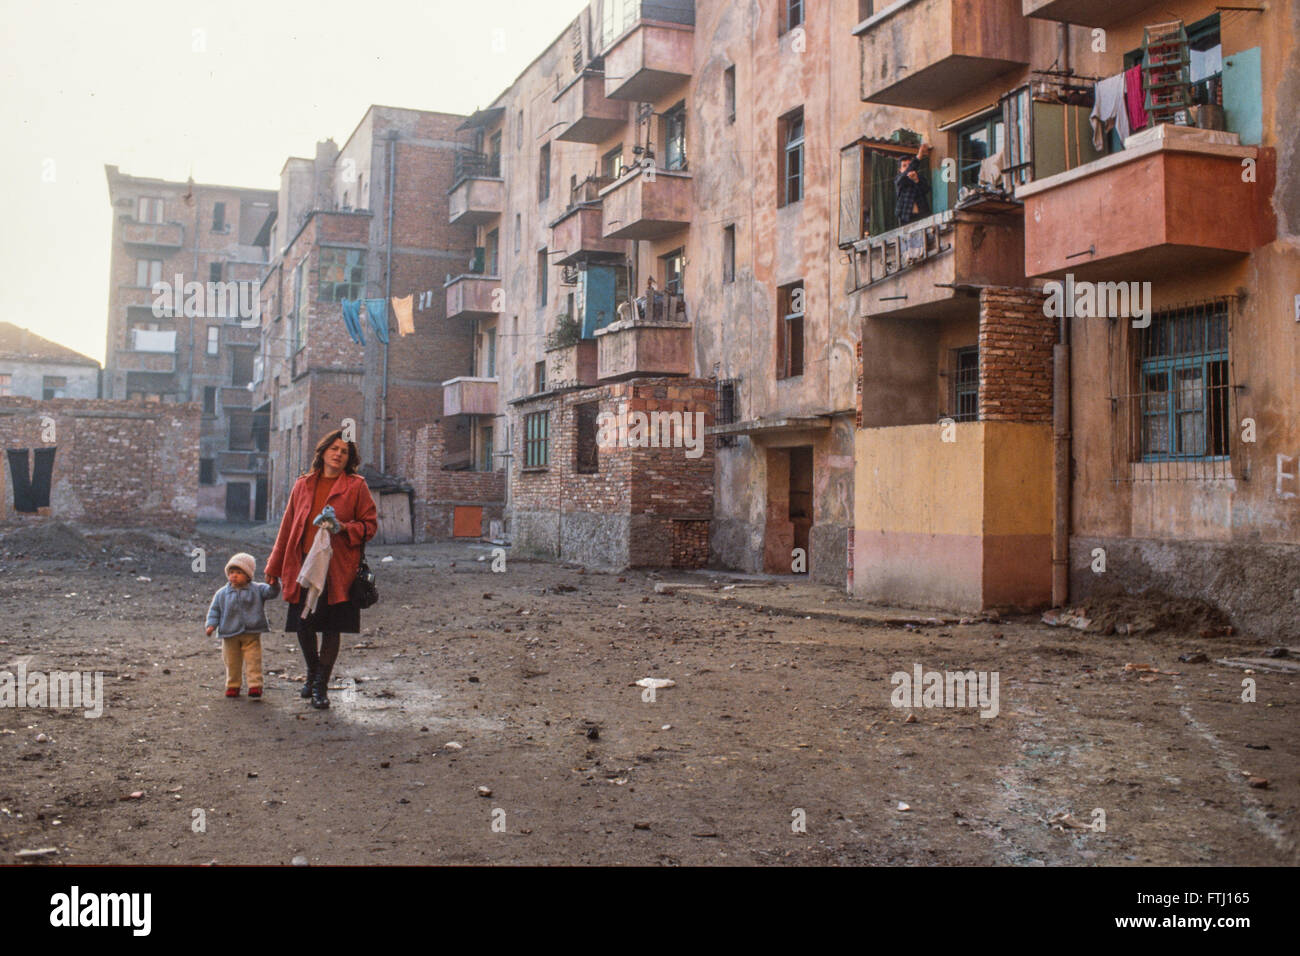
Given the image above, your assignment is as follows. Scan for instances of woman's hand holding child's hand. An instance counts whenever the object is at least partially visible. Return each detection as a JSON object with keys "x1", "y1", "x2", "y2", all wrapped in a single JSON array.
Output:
[{"x1": 206, "y1": 625, "x2": 216, "y2": 636}]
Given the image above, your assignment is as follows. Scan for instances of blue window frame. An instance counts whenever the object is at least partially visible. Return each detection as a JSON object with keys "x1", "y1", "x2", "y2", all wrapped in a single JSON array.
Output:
[{"x1": 1138, "y1": 305, "x2": 1230, "y2": 461}]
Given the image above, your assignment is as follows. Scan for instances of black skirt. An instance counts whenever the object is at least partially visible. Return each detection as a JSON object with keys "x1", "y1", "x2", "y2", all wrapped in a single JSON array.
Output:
[{"x1": 285, "y1": 595, "x2": 361, "y2": 635}]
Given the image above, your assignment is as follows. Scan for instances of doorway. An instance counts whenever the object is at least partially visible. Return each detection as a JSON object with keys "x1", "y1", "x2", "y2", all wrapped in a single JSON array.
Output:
[
  {"x1": 225, "y1": 482, "x2": 251, "y2": 522},
  {"x1": 763, "y1": 445, "x2": 814, "y2": 574}
]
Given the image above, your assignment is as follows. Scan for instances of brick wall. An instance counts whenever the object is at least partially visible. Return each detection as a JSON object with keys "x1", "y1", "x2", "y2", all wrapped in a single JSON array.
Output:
[
  {"x1": 511, "y1": 377, "x2": 714, "y2": 567},
  {"x1": 0, "y1": 397, "x2": 199, "y2": 532},
  {"x1": 978, "y1": 287, "x2": 1053, "y2": 424},
  {"x1": 407, "y1": 421, "x2": 504, "y2": 540}
]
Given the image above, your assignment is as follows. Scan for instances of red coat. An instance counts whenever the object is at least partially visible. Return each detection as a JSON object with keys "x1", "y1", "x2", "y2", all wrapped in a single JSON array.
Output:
[{"x1": 265, "y1": 471, "x2": 378, "y2": 607}]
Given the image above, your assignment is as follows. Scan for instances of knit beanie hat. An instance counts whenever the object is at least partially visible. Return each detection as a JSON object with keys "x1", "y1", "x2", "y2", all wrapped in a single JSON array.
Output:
[{"x1": 225, "y1": 553, "x2": 256, "y2": 580}]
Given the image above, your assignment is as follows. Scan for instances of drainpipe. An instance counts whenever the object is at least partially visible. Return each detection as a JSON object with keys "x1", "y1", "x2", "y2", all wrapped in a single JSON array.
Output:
[
  {"x1": 381, "y1": 132, "x2": 396, "y2": 472},
  {"x1": 1052, "y1": 316, "x2": 1071, "y2": 607}
]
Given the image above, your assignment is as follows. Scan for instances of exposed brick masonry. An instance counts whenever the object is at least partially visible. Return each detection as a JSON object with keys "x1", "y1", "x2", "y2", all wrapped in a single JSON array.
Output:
[{"x1": 978, "y1": 287, "x2": 1053, "y2": 424}]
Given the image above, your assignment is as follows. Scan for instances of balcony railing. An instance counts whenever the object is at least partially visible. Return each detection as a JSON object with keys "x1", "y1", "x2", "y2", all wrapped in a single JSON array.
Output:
[
  {"x1": 130, "y1": 329, "x2": 177, "y2": 353},
  {"x1": 553, "y1": 71, "x2": 627, "y2": 144},
  {"x1": 444, "y1": 274, "x2": 502, "y2": 321},
  {"x1": 454, "y1": 151, "x2": 501, "y2": 182},
  {"x1": 599, "y1": 166, "x2": 691, "y2": 240},
  {"x1": 442, "y1": 377, "x2": 500, "y2": 417},
  {"x1": 121, "y1": 219, "x2": 184, "y2": 249}
]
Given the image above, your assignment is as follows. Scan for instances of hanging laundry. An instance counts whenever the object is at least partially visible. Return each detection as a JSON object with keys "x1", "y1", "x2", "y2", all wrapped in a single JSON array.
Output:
[
  {"x1": 392, "y1": 294, "x2": 415, "y2": 336},
  {"x1": 364, "y1": 298, "x2": 390, "y2": 344},
  {"x1": 1124, "y1": 64, "x2": 1149, "y2": 133},
  {"x1": 341, "y1": 299, "x2": 366, "y2": 345},
  {"x1": 1090, "y1": 72, "x2": 1131, "y2": 152}
]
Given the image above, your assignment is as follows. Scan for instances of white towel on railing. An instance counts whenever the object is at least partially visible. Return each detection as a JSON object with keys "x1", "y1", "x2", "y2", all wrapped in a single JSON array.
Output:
[{"x1": 1090, "y1": 72, "x2": 1131, "y2": 152}]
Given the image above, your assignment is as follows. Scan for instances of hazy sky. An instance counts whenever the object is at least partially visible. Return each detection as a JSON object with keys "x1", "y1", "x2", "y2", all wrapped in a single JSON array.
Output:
[{"x1": 0, "y1": 0, "x2": 588, "y2": 365}]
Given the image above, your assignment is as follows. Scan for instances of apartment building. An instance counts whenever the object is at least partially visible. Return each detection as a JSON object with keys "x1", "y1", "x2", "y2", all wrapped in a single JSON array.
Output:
[
  {"x1": 254, "y1": 107, "x2": 502, "y2": 539},
  {"x1": 103, "y1": 165, "x2": 275, "y2": 521},
  {"x1": 848, "y1": 0, "x2": 1297, "y2": 635}
]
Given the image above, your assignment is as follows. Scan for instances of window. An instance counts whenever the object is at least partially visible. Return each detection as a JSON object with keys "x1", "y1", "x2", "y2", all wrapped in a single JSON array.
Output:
[
  {"x1": 480, "y1": 425, "x2": 494, "y2": 473},
  {"x1": 1137, "y1": 304, "x2": 1230, "y2": 461},
  {"x1": 724, "y1": 66, "x2": 736, "y2": 123},
  {"x1": 781, "y1": 0, "x2": 804, "y2": 34},
  {"x1": 777, "y1": 281, "x2": 804, "y2": 379},
  {"x1": 524, "y1": 410, "x2": 549, "y2": 468},
  {"x1": 212, "y1": 202, "x2": 226, "y2": 232},
  {"x1": 228, "y1": 411, "x2": 255, "y2": 450},
  {"x1": 663, "y1": 102, "x2": 687, "y2": 171},
  {"x1": 956, "y1": 113, "x2": 1004, "y2": 190},
  {"x1": 575, "y1": 402, "x2": 600, "y2": 474},
  {"x1": 514, "y1": 213, "x2": 522, "y2": 254},
  {"x1": 484, "y1": 327, "x2": 497, "y2": 377},
  {"x1": 537, "y1": 249, "x2": 548, "y2": 306},
  {"x1": 538, "y1": 142, "x2": 551, "y2": 202},
  {"x1": 203, "y1": 386, "x2": 217, "y2": 415},
  {"x1": 209, "y1": 262, "x2": 222, "y2": 283},
  {"x1": 858, "y1": 0, "x2": 874, "y2": 20},
  {"x1": 951, "y1": 347, "x2": 979, "y2": 422},
  {"x1": 722, "y1": 225, "x2": 736, "y2": 283},
  {"x1": 662, "y1": 248, "x2": 685, "y2": 295},
  {"x1": 489, "y1": 131, "x2": 502, "y2": 171},
  {"x1": 485, "y1": 229, "x2": 499, "y2": 275},
  {"x1": 715, "y1": 379, "x2": 739, "y2": 447},
  {"x1": 136, "y1": 259, "x2": 162, "y2": 287},
  {"x1": 0, "y1": 374, "x2": 11, "y2": 396},
  {"x1": 1001, "y1": 87, "x2": 1032, "y2": 187},
  {"x1": 517, "y1": 109, "x2": 524, "y2": 147},
  {"x1": 534, "y1": 361, "x2": 547, "y2": 393},
  {"x1": 602, "y1": 145, "x2": 624, "y2": 180},
  {"x1": 231, "y1": 349, "x2": 254, "y2": 387},
  {"x1": 42, "y1": 376, "x2": 67, "y2": 400},
  {"x1": 317, "y1": 247, "x2": 365, "y2": 302},
  {"x1": 200, "y1": 458, "x2": 215, "y2": 485},
  {"x1": 207, "y1": 326, "x2": 219, "y2": 355},
  {"x1": 137, "y1": 197, "x2": 163, "y2": 223},
  {"x1": 780, "y1": 108, "x2": 804, "y2": 206},
  {"x1": 291, "y1": 262, "x2": 306, "y2": 352}
]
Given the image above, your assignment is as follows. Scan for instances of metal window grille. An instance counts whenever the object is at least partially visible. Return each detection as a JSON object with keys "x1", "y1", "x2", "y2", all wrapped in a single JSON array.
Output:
[
  {"x1": 716, "y1": 378, "x2": 739, "y2": 447},
  {"x1": 951, "y1": 347, "x2": 979, "y2": 422},
  {"x1": 1110, "y1": 297, "x2": 1236, "y2": 482}
]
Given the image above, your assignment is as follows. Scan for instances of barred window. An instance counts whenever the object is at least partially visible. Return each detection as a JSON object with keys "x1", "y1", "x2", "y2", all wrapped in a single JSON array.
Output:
[
  {"x1": 524, "y1": 411, "x2": 549, "y2": 469},
  {"x1": 575, "y1": 402, "x2": 599, "y2": 474},
  {"x1": 716, "y1": 379, "x2": 739, "y2": 448},
  {"x1": 950, "y1": 347, "x2": 979, "y2": 422},
  {"x1": 1112, "y1": 298, "x2": 1235, "y2": 481}
]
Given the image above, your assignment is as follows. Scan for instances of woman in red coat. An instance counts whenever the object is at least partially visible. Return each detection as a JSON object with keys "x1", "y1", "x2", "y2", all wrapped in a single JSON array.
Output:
[{"x1": 265, "y1": 429, "x2": 377, "y2": 709}]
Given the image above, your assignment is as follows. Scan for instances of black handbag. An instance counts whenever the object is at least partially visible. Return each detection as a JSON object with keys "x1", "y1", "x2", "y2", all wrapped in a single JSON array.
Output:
[{"x1": 351, "y1": 543, "x2": 379, "y2": 609}]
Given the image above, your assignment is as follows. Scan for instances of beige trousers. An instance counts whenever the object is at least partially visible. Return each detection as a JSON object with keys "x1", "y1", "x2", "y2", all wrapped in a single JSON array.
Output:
[{"x1": 222, "y1": 633, "x2": 263, "y2": 690}]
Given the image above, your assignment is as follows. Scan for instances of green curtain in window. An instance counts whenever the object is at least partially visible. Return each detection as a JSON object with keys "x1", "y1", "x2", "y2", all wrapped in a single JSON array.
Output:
[{"x1": 869, "y1": 151, "x2": 898, "y2": 236}]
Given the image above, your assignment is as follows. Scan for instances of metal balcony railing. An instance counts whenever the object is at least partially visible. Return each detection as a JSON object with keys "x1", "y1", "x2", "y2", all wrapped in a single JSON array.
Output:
[{"x1": 454, "y1": 151, "x2": 501, "y2": 182}]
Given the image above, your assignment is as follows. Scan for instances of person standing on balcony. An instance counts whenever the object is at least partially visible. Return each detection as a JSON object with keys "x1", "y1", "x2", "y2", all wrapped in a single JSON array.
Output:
[{"x1": 895, "y1": 142, "x2": 933, "y2": 226}]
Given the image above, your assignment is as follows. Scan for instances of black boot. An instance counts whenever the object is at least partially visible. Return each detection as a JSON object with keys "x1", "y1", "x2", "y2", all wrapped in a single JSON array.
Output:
[
  {"x1": 300, "y1": 665, "x2": 316, "y2": 699},
  {"x1": 310, "y1": 671, "x2": 330, "y2": 709}
]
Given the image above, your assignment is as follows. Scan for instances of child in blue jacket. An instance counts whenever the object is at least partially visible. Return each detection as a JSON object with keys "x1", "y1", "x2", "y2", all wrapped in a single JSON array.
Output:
[{"x1": 205, "y1": 552, "x2": 280, "y2": 698}]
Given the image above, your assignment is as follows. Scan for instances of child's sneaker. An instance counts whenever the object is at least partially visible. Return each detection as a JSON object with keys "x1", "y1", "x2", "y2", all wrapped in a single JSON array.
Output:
[
  {"x1": 248, "y1": 687, "x2": 262, "y2": 698},
  {"x1": 225, "y1": 687, "x2": 240, "y2": 698}
]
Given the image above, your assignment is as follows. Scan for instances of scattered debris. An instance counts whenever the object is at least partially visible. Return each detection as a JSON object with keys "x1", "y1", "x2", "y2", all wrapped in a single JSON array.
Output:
[
  {"x1": 1247, "y1": 776, "x2": 1269, "y2": 789},
  {"x1": 1178, "y1": 652, "x2": 1210, "y2": 664},
  {"x1": 14, "y1": 848, "x2": 59, "y2": 859},
  {"x1": 896, "y1": 802, "x2": 911, "y2": 812},
  {"x1": 634, "y1": 678, "x2": 676, "y2": 691},
  {"x1": 34, "y1": 733, "x2": 48, "y2": 743},
  {"x1": 1045, "y1": 811, "x2": 1092, "y2": 831},
  {"x1": 444, "y1": 741, "x2": 463, "y2": 751},
  {"x1": 119, "y1": 791, "x2": 144, "y2": 801},
  {"x1": 477, "y1": 786, "x2": 493, "y2": 798},
  {"x1": 291, "y1": 855, "x2": 309, "y2": 867}
]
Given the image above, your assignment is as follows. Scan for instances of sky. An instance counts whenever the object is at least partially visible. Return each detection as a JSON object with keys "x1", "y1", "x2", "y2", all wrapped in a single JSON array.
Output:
[{"x1": 0, "y1": 0, "x2": 589, "y2": 365}]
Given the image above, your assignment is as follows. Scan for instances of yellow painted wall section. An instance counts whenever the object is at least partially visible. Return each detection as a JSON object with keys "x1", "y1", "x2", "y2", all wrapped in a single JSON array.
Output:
[
  {"x1": 982, "y1": 422, "x2": 1054, "y2": 537},
  {"x1": 854, "y1": 423, "x2": 984, "y2": 536}
]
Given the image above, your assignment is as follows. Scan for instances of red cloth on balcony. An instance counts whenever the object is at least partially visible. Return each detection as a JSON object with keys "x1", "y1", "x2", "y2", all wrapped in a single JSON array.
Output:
[{"x1": 1125, "y1": 65, "x2": 1149, "y2": 133}]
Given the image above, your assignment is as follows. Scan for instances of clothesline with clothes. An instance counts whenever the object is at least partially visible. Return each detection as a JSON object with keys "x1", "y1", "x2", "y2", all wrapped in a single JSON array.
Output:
[
  {"x1": 1089, "y1": 65, "x2": 1151, "y2": 152},
  {"x1": 338, "y1": 293, "x2": 420, "y2": 345}
]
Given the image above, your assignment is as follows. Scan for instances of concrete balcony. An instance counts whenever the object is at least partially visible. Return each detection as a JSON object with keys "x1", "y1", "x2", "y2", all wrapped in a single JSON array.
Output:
[
  {"x1": 853, "y1": 205, "x2": 1025, "y2": 320},
  {"x1": 595, "y1": 317, "x2": 693, "y2": 382},
  {"x1": 444, "y1": 274, "x2": 501, "y2": 321},
  {"x1": 544, "y1": 340, "x2": 598, "y2": 390},
  {"x1": 448, "y1": 175, "x2": 504, "y2": 226},
  {"x1": 219, "y1": 386, "x2": 252, "y2": 409},
  {"x1": 1022, "y1": 0, "x2": 1160, "y2": 27},
  {"x1": 1017, "y1": 125, "x2": 1272, "y2": 281},
  {"x1": 441, "y1": 377, "x2": 499, "y2": 417},
  {"x1": 121, "y1": 219, "x2": 183, "y2": 249},
  {"x1": 217, "y1": 450, "x2": 267, "y2": 474},
  {"x1": 553, "y1": 71, "x2": 628, "y2": 144},
  {"x1": 551, "y1": 204, "x2": 627, "y2": 264},
  {"x1": 116, "y1": 349, "x2": 177, "y2": 374},
  {"x1": 603, "y1": 17, "x2": 694, "y2": 101},
  {"x1": 600, "y1": 168, "x2": 691, "y2": 240},
  {"x1": 857, "y1": 0, "x2": 1028, "y2": 110}
]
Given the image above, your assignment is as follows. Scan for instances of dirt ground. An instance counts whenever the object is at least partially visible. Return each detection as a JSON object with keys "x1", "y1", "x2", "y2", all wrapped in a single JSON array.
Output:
[{"x1": 1, "y1": 523, "x2": 1296, "y2": 866}]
